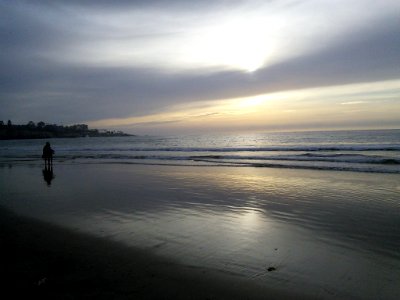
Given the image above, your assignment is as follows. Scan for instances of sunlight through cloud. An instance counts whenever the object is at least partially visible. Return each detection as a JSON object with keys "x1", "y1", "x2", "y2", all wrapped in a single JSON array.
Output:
[
  {"x1": 87, "y1": 79, "x2": 400, "y2": 134},
  {"x1": 179, "y1": 15, "x2": 283, "y2": 72}
]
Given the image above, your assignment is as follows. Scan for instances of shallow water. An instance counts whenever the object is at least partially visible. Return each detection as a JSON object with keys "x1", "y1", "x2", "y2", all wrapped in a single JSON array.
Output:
[
  {"x1": 0, "y1": 163, "x2": 399, "y2": 299},
  {"x1": 1, "y1": 129, "x2": 400, "y2": 173}
]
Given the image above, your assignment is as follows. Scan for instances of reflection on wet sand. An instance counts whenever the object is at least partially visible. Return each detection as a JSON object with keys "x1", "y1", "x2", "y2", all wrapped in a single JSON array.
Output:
[
  {"x1": 0, "y1": 164, "x2": 399, "y2": 299},
  {"x1": 42, "y1": 166, "x2": 54, "y2": 186}
]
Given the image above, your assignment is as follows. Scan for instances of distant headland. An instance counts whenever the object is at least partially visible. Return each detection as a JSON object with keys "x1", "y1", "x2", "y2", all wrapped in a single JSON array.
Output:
[{"x1": 0, "y1": 120, "x2": 133, "y2": 140}]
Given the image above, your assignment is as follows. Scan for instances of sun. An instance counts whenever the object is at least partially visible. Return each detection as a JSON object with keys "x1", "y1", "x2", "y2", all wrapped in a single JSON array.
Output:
[{"x1": 181, "y1": 15, "x2": 280, "y2": 72}]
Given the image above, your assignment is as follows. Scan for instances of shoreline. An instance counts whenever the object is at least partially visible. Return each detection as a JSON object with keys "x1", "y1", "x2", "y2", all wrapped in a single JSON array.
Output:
[{"x1": 0, "y1": 207, "x2": 314, "y2": 299}]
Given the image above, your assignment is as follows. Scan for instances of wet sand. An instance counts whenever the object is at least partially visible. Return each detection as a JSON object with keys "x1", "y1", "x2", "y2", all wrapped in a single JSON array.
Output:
[
  {"x1": 0, "y1": 163, "x2": 399, "y2": 299},
  {"x1": 0, "y1": 207, "x2": 312, "y2": 299}
]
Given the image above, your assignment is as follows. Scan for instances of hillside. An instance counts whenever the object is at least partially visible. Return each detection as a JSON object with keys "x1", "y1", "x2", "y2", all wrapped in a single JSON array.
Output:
[{"x1": 0, "y1": 121, "x2": 132, "y2": 140}]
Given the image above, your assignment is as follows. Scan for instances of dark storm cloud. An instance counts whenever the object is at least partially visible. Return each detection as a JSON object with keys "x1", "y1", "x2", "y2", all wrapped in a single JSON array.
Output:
[{"x1": 0, "y1": 0, "x2": 399, "y2": 125}]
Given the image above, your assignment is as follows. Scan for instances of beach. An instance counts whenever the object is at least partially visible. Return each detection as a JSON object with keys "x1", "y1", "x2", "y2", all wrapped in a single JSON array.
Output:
[
  {"x1": 1, "y1": 162, "x2": 399, "y2": 299},
  {"x1": 0, "y1": 206, "x2": 308, "y2": 300},
  {"x1": 2, "y1": 0, "x2": 400, "y2": 297}
]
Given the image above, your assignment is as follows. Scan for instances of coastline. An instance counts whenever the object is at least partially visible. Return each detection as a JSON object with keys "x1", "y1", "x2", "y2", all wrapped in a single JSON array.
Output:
[{"x1": 0, "y1": 122, "x2": 132, "y2": 140}]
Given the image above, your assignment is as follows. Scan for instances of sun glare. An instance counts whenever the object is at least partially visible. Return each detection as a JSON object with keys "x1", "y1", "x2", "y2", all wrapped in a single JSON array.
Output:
[
  {"x1": 181, "y1": 15, "x2": 281, "y2": 72},
  {"x1": 237, "y1": 95, "x2": 267, "y2": 108}
]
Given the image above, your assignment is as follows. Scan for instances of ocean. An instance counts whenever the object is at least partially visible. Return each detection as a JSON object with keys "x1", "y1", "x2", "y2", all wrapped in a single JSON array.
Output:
[
  {"x1": 1, "y1": 129, "x2": 400, "y2": 299},
  {"x1": 1, "y1": 129, "x2": 400, "y2": 173}
]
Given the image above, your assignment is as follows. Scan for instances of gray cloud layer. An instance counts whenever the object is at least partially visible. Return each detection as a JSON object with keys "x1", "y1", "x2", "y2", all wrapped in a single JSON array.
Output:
[{"x1": 1, "y1": 1, "x2": 399, "y2": 125}]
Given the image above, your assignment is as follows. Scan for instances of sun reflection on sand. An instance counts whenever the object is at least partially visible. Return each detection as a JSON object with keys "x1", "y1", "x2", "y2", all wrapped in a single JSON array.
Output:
[{"x1": 238, "y1": 208, "x2": 264, "y2": 231}]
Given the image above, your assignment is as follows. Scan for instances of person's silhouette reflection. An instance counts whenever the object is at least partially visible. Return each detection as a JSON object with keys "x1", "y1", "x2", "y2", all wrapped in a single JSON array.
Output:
[{"x1": 42, "y1": 165, "x2": 55, "y2": 186}]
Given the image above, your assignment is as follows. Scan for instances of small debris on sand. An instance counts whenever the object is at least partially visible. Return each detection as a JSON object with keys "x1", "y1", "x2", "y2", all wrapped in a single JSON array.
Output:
[{"x1": 37, "y1": 277, "x2": 47, "y2": 286}]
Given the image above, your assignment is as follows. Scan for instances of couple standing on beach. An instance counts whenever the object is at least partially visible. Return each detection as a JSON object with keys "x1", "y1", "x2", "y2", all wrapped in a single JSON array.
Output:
[
  {"x1": 42, "y1": 142, "x2": 54, "y2": 168},
  {"x1": 42, "y1": 142, "x2": 55, "y2": 186}
]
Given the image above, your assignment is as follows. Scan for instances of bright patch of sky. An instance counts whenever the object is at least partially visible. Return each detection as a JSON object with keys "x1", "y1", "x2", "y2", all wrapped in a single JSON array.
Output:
[
  {"x1": 27, "y1": 0, "x2": 399, "y2": 72},
  {"x1": 88, "y1": 79, "x2": 400, "y2": 134},
  {"x1": 1, "y1": 0, "x2": 399, "y2": 133}
]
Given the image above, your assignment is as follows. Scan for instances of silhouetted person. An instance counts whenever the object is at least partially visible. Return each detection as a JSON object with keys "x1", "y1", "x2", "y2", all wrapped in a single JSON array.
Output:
[
  {"x1": 42, "y1": 167, "x2": 54, "y2": 186},
  {"x1": 42, "y1": 142, "x2": 54, "y2": 168}
]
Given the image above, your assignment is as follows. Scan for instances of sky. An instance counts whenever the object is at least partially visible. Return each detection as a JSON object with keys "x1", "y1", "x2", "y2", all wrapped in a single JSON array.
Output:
[{"x1": 1, "y1": 0, "x2": 399, "y2": 134}]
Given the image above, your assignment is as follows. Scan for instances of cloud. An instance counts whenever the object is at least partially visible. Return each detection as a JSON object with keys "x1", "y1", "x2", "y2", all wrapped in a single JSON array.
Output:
[
  {"x1": 341, "y1": 101, "x2": 367, "y2": 105},
  {"x1": 86, "y1": 79, "x2": 400, "y2": 135},
  {"x1": 125, "y1": 120, "x2": 183, "y2": 127},
  {"x1": 0, "y1": 0, "x2": 399, "y2": 130}
]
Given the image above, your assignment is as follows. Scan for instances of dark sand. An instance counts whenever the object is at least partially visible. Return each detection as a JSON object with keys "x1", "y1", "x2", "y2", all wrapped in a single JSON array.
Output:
[{"x1": 0, "y1": 207, "x2": 315, "y2": 300}]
